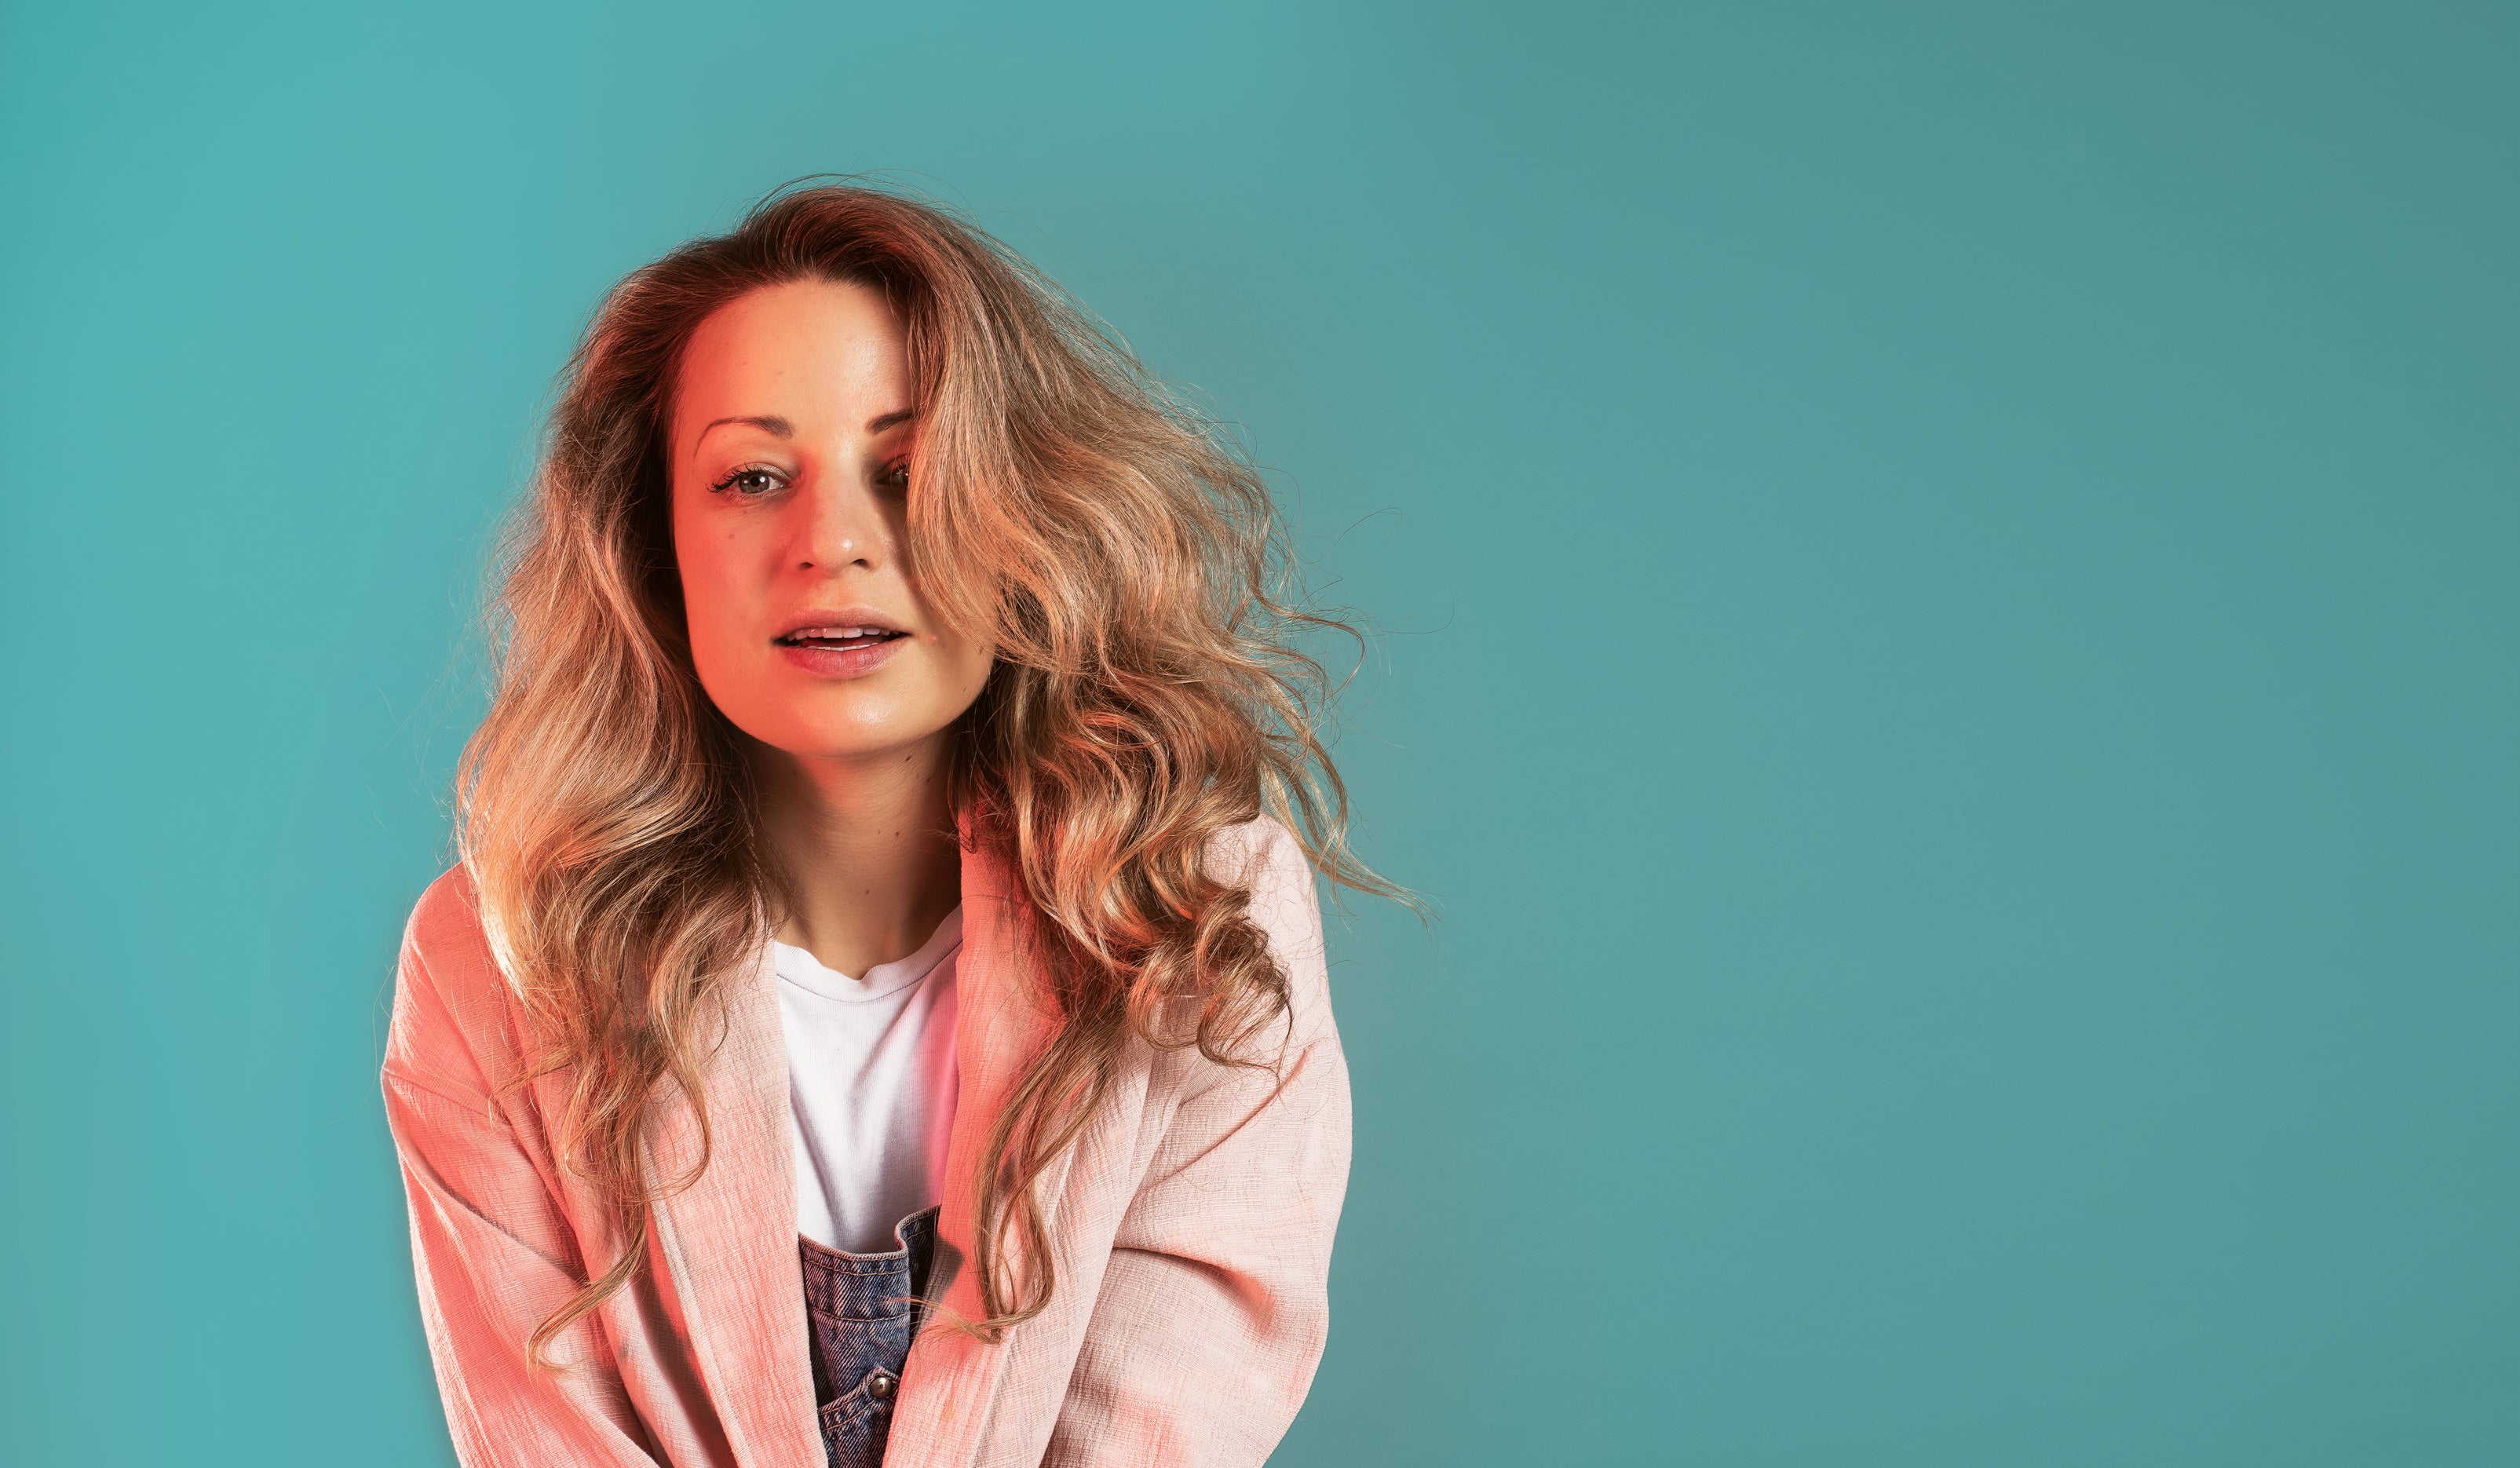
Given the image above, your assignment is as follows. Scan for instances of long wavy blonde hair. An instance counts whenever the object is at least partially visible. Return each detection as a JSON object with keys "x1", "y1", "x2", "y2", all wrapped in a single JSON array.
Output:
[{"x1": 457, "y1": 182, "x2": 1397, "y2": 1364}]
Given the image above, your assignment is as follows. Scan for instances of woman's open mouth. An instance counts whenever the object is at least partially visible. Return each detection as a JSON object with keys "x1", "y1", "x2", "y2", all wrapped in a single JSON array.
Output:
[
  {"x1": 772, "y1": 624, "x2": 911, "y2": 677},
  {"x1": 775, "y1": 626, "x2": 908, "y2": 652}
]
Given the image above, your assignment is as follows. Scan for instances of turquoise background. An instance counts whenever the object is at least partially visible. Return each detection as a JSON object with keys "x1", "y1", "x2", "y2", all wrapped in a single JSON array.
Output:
[{"x1": 4, "y1": 2, "x2": 2512, "y2": 1463}]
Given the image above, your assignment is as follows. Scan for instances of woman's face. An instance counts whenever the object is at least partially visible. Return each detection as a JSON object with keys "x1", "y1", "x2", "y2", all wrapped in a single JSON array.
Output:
[{"x1": 669, "y1": 279, "x2": 993, "y2": 765}]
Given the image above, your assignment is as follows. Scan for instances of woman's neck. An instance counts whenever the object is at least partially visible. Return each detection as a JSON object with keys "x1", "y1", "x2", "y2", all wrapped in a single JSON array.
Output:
[{"x1": 751, "y1": 735, "x2": 963, "y2": 979}]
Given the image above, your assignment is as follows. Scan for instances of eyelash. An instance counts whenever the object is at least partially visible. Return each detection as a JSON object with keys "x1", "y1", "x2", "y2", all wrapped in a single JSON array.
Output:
[{"x1": 707, "y1": 462, "x2": 912, "y2": 496}]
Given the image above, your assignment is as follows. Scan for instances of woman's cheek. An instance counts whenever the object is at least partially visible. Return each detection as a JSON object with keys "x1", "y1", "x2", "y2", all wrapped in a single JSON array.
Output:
[{"x1": 681, "y1": 562, "x2": 760, "y2": 721}]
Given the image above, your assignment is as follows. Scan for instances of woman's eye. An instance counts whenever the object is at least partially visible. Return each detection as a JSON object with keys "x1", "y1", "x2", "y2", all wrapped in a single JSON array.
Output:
[
  {"x1": 878, "y1": 461, "x2": 911, "y2": 493},
  {"x1": 711, "y1": 466, "x2": 784, "y2": 497}
]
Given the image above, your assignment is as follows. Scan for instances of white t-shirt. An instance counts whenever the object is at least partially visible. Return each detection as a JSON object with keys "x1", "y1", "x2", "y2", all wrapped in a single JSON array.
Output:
[{"x1": 772, "y1": 907, "x2": 962, "y2": 1254}]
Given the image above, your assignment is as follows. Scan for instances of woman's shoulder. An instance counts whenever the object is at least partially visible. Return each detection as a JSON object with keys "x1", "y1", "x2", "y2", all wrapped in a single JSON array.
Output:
[
  {"x1": 1202, "y1": 811, "x2": 1310, "y2": 889},
  {"x1": 1204, "y1": 813, "x2": 1331, "y2": 1003},
  {"x1": 400, "y1": 863, "x2": 503, "y2": 990},
  {"x1": 384, "y1": 863, "x2": 525, "y2": 1100},
  {"x1": 401, "y1": 859, "x2": 482, "y2": 946}
]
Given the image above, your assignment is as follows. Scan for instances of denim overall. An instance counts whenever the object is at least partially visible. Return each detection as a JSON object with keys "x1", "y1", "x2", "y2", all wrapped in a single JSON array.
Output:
[{"x1": 799, "y1": 1203, "x2": 940, "y2": 1468}]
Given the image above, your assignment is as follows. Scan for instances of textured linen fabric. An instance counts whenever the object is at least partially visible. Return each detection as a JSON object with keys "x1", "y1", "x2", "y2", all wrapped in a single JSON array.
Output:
[{"x1": 382, "y1": 816, "x2": 1350, "y2": 1468}]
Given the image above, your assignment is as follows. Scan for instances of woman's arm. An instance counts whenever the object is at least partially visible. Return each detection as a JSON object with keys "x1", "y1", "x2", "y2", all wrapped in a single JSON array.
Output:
[
  {"x1": 1042, "y1": 820, "x2": 1356, "y2": 1467},
  {"x1": 382, "y1": 876, "x2": 671, "y2": 1467}
]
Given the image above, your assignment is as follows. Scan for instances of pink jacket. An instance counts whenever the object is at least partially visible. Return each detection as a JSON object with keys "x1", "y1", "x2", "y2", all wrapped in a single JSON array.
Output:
[{"x1": 382, "y1": 817, "x2": 1350, "y2": 1467}]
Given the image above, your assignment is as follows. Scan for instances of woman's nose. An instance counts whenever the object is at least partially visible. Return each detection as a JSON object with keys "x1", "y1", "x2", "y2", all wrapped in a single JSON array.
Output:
[{"x1": 794, "y1": 480, "x2": 883, "y2": 573}]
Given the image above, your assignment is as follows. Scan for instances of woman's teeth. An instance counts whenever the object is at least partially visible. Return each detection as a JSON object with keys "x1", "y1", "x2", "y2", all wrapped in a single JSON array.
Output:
[{"x1": 782, "y1": 626, "x2": 904, "y2": 646}]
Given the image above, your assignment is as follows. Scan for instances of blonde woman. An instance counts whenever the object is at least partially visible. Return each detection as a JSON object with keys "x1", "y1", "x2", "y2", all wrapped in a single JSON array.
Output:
[{"x1": 382, "y1": 184, "x2": 1396, "y2": 1468}]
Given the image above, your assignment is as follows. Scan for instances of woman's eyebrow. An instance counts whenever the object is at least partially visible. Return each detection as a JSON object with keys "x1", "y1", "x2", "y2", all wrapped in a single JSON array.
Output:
[
  {"x1": 694, "y1": 411, "x2": 910, "y2": 446},
  {"x1": 697, "y1": 414, "x2": 792, "y2": 444}
]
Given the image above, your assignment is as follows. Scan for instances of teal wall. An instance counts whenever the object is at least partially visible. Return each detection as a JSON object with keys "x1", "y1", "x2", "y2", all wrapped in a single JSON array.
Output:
[{"x1": 4, "y1": 3, "x2": 2512, "y2": 1463}]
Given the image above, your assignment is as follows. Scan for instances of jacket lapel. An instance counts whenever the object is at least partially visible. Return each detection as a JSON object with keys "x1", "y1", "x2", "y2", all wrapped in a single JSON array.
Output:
[
  {"x1": 886, "y1": 836, "x2": 1075, "y2": 1467},
  {"x1": 646, "y1": 942, "x2": 825, "y2": 1468}
]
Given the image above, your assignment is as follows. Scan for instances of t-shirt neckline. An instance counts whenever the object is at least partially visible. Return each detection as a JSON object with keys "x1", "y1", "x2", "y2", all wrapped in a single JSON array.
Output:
[{"x1": 771, "y1": 905, "x2": 964, "y2": 1004}]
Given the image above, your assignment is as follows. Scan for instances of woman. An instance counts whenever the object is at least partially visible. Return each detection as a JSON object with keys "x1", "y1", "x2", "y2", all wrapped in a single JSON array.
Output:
[{"x1": 382, "y1": 184, "x2": 1397, "y2": 1468}]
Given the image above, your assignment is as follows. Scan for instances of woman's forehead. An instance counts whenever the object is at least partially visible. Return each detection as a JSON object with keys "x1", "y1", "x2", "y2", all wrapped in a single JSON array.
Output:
[{"x1": 675, "y1": 280, "x2": 911, "y2": 449}]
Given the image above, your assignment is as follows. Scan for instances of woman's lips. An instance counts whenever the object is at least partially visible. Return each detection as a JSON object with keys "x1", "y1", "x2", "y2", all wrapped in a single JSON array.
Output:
[{"x1": 772, "y1": 629, "x2": 909, "y2": 678}]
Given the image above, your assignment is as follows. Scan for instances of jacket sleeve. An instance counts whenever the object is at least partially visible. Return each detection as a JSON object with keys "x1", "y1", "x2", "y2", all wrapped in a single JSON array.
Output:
[
  {"x1": 1042, "y1": 821, "x2": 1356, "y2": 1467},
  {"x1": 382, "y1": 876, "x2": 670, "y2": 1467}
]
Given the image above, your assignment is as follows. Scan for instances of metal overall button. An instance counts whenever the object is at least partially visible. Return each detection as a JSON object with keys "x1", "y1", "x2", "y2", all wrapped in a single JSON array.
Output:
[{"x1": 867, "y1": 1370, "x2": 896, "y2": 1399}]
